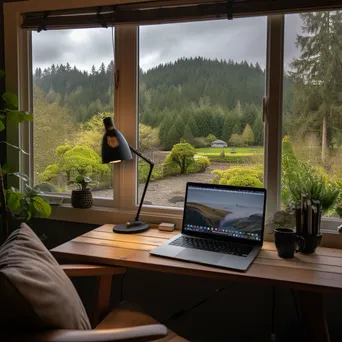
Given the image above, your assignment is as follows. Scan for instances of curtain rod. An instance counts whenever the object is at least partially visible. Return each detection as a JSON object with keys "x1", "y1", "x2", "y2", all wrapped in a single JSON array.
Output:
[{"x1": 21, "y1": 0, "x2": 342, "y2": 31}]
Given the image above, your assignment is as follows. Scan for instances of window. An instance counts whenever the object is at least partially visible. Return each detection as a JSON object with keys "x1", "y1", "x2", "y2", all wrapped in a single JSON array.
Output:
[
  {"x1": 282, "y1": 11, "x2": 342, "y2": 218},
  {"x1": 138, "y1": 18, "x2": 267, "y2": 207},
  {"x1": 6, "y1": 0, "x2": 320, "y2": 230},
  {"x1": 32, "y1": 28, "x2": 115, "y2": 199}
]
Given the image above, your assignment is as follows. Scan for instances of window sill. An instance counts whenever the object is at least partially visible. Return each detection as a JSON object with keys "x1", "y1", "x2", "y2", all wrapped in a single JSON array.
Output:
[
  {"x1": 49, "y1": 204, "x2": 342, "y2": 248},
  {"x1": 49, "y1": 203, "x2": 184, "y2": 229}
]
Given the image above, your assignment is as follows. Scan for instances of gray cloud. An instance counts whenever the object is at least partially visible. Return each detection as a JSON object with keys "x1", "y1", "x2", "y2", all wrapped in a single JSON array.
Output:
[
  {"x1": 140, "y1": 17, "x2": 268, "y2": 70},
  {"x1": 32, "y1": 15, "x2": 303, "y2": 72},
  {"x1": 33, "y1": 28, "x2": 114, "y2": 71}
]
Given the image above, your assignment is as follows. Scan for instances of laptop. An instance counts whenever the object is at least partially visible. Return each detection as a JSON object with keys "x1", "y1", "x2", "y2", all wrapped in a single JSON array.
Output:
[{"x1": 150, "y1": 182, "x2": 266, "y2": 271}]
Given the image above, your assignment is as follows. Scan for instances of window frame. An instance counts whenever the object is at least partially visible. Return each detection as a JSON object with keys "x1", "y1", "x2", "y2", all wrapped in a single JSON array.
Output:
[{"x1": 4, "y1": 0, "x2": 341, "y2": 240}]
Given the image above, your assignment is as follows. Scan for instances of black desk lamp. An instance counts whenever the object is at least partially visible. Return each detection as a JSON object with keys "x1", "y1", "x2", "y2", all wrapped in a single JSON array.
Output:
[{"x1": 101, "y1": 117, "x2": 154, "y2": 234}]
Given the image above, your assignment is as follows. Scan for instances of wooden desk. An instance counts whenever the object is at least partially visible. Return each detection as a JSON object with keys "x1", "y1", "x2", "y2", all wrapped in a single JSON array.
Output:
[{"x1": 52, "y1": 224, "x2": 342, "y2": 342}]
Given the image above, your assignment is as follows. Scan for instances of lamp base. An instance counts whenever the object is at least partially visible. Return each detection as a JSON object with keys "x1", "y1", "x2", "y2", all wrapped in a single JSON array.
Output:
[{"x1": 113, "y1": 221, "x2": 150, "y2": 234}]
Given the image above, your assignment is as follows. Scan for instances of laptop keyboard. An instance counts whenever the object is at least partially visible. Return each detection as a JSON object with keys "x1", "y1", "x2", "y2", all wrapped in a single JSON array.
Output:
[{"x1": 170, "y1": 236, "x2": 253, "y2": 257}]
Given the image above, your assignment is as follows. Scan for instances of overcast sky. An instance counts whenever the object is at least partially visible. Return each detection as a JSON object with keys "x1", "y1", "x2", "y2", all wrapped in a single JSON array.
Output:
[{"x1": 32, "y1": 14, "x2": 302, "y2": 73}]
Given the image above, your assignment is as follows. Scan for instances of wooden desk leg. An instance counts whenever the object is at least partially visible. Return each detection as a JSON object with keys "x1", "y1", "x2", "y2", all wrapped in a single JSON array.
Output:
[
  {"x1": 91, "y1": 275, "x2": 113, "y2": 327},
  {"x1": 296, "y1": 291, "x2": 330, "y2": 342}
]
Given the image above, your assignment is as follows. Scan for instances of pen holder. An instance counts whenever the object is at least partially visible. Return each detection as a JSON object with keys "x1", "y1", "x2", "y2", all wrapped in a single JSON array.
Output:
[{"x1": 297, "y1": 233, "x2": 322, "y2": 254}]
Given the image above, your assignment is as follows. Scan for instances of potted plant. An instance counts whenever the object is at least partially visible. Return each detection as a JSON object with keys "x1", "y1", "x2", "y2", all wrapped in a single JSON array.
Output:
[{"x1": 68, "y1": 175, "x2": 97, "y2": 209}]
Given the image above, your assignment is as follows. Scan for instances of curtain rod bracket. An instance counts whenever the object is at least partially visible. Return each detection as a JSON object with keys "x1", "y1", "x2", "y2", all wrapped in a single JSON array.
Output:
[
  {"x1": 97, "y1": 6, "x2": 108, "y2": 28},
  {"x1": 37, "y1": 11, "x2": 48, "y2": 33},
  {"x1": 227, "y1": 0, "x2": 233, "y2": 20}
]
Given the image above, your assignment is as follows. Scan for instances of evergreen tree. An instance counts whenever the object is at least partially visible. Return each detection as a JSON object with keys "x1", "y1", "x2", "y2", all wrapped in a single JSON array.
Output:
[
  {"x1": 221, "y1": 114, "x2": 236, "y2": 142},
  {"x1": 253, "y1": 116, "x2": 264, "y2": 146},
  {"x1": 229, "y1": 134, "x2": 243, "y2": 147},
  {"x1": 183, "y1": 124, "x2": 193, "y2": 143},
  {"x1": 165, "y1": 123, "x2": 181, "y2": 150},
  {"x1": 290, "y1": 11, "x2": 342, "y2": 164},
  {"x1": 174, "y1": 115, "x2": 184, "y2": 139},
  {"x1": 241, "y1": 124, "x2": 255, "y2": 146},
  {"x1": 51, "y1": 64, "x2": 56, "y2": 76},
  {"x1": 159, "y1": 112, "x2": 174, "y2": 149},
  {"x1": 232, "y1": 120, "x2": 241, "y2": 135},
  {"x1": 99, "y1": 62, "x2": 106, "y2": 75},
  {"x1": 187, "y1": 114, "x2": 199, "y2": 137}
]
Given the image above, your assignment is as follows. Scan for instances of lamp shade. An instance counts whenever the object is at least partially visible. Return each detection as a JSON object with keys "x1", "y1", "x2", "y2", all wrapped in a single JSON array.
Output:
[{"x1": 101, "y1": 117, "x2": 133, "y2": 163}]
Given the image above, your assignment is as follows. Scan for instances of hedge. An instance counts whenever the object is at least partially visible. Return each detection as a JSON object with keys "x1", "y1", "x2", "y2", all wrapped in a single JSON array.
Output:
[
  {"x1": 138, "y1": 163, "x2": 165, "y2": 184},
  {"x1": 212, "y1": 165, "x2": 264, "y2": 188},
  {"x1": 139, "y1": 155, "x2": 210, "y2": 183},
  {"x1": 200, "y1": 154, "x2": 254, "y2": 163}
]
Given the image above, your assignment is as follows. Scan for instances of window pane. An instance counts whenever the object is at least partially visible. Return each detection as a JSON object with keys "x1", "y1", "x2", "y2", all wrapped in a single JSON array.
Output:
[
  {"x1": 32, "y1": 28, "x2": 115, "y2": 199},
  {"x1": 282, "y1": 12, "x2": 342, "y2": 217},
  {"x1": 138, "y1": 19, "x2": 266, "y2": 207}
]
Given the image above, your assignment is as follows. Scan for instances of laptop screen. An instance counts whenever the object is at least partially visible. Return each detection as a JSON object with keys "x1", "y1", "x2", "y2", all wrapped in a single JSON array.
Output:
[{"x1": 182, "y1": 183, "x2": 266, "y2": 244}]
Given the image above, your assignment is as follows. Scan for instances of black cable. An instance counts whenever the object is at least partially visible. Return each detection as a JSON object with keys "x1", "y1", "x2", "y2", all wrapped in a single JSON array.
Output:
[
  {"x1": 165, "y1": 287, "x2": 227, "y2": 323},
  {"x1": 271, "y1": 287, "x2": 276, "y2": 341},
  {"x1": 291, "y1": 289, "x2": 301, "y2": 321},
  {"x1": 119, "y1": 272, "x2": 127, "y2": 303}
]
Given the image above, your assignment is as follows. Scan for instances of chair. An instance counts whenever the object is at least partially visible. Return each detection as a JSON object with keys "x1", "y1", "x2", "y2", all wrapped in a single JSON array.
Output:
[
  {"x1": 2, "y1": 264, "x2": 189, "y2": 342},
  {"x1": 0, "y1": 225, "x2": 188, "y2": 342}
]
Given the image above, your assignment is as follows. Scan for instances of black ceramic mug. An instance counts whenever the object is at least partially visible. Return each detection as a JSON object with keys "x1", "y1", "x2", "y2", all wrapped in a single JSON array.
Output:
[{"x1": 274, "y1": 228, "x2": 305, "y2": 259}]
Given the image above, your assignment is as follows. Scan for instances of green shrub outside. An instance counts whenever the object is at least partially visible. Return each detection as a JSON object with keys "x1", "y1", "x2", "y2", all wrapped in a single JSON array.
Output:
[
  {"x1": 201, "y1": 154, "x2": 253, "y2": 163},
  {"x1": 188, "y1": 156, "x2": 210, "y2": 173},
  {"x1": 212, "y1": 165, "x2": 263, "y2": 186},
  {"x1": 34, "y1": 182, "x2": 58, "y2": 193},
  {"x1": 138, "y1": 163, "x2": 165, "y2": 184},
  {"x1": 191, "y1": 137, "x2": 207, "y2": 148},
  {"x1": 224, "y1": 175, "x2": 263, "y2": 187},
  {"x1": 139, "y1": 152, "x2": 210, "y2": 183},
  {"x1": 164, "y1": 143, "x2": 196, "y2": 174}
]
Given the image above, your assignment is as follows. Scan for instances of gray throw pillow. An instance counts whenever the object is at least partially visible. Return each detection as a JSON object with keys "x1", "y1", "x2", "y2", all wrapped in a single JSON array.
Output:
[{"x1": 0, "y1": 223, "x2": 91, "y2": 331}]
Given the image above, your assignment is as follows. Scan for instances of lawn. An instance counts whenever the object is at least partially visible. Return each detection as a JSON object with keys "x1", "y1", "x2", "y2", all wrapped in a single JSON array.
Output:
[{"x1": 195, "y1": 147, "x2": 264, "y2": 155}]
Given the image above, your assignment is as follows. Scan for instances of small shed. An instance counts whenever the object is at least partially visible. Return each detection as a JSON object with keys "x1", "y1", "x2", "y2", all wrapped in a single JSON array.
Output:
[{"x1": 211, "y1": 140, "x2": 227, "y2": 148}]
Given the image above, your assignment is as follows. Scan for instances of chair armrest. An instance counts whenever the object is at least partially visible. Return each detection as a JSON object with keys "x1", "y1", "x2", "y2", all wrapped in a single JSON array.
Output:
[
  {"x1": 13, "y1": 325, "x2": 168, "y2": 342},
  {"x1": 61, "y1": 264, "x2": 126, "y2": 277}
]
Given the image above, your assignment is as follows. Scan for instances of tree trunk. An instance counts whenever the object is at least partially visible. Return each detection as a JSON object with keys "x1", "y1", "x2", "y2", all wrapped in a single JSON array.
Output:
[{"x1": 321, "y1": 115, "x2": 328, "y2": 165}]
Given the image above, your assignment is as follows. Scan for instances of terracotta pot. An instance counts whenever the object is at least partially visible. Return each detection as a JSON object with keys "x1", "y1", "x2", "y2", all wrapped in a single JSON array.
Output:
[{"x1": 71, "y1": 189, "x2": 93, "y2": 209}]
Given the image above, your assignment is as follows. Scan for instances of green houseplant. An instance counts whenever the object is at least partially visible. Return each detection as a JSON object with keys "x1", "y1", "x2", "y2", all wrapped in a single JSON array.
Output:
[
  {"x1": 0, "y1": 70, "x2": 51, "y2": 243},
  {"x1": 68, "y1": 175, "x2": 96, "y2": 209}
]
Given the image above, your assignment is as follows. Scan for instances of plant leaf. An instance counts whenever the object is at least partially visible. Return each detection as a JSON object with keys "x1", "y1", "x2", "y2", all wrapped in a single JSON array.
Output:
[
  {"x1": 75, "y1": 175, "x2": 84, "y2": 183},
  {"x1": 2, "y1": 92, "x2": 18, "y2": 109},
  {"x1": 0, "y1": 120, "x2": 5, "y2": 131},
  {"x1": 6, "y1": 110, "x2": 33, "y2": 123},
  {"x1": 25, "y1": 184, "x2": 39, "y2": 197},
  {"x1": 0, "y1": 141, "x2": 29, "y2": 155},
  {"x1": 9, "y1": 172, "x2": 30, "y2": 182},
  {"x1": 33, "y1": 196, "x2": 51, "y2": 217},
  {"x1": 1, "y1": 164, "x2": 9, "y2": 174},
  {"x1": 0, "y1": 70, "x2": 5, "y2": 81},
  {"x1": 6, "y1": 191, "x2": 24, "y2": 211}
]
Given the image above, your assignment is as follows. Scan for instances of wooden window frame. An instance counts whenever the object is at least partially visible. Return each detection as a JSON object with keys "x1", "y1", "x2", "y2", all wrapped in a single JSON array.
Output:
[{"x1": 4, "y1": 0, "x2": 341, "y2": 241}]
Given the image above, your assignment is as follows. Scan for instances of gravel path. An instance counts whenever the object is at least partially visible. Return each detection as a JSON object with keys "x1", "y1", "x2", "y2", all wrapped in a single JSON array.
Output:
[{"x1": 93, "y1": 162, "x2": 229, "y2": 207}]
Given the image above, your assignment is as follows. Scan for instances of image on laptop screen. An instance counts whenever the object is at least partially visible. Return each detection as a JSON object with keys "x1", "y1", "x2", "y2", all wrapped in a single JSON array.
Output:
[{"x1": 183, "y1": 184, "x2": 265, "y2": 242}]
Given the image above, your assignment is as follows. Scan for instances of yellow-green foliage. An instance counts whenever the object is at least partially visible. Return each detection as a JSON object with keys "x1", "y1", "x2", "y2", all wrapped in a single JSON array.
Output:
[
  {"x1": 188, "y1": 156, "x2": 210, "y2": 173},
  {"x1": 212, "y1": 165, "x2": 263, "y2": 187},
  {"x1": 165, "y1": 143, "x2": 196, "y2": 174}
]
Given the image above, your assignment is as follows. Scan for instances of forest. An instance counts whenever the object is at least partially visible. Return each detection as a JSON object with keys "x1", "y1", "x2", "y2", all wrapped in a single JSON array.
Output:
[{"x1": 33, "y1": 11, "x2": 342, "y2": 208}]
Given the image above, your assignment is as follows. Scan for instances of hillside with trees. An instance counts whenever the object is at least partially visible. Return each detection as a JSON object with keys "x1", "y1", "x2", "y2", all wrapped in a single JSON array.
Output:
[{"x1": 34, "y1": 58, "x2": 286, "y2": 156}]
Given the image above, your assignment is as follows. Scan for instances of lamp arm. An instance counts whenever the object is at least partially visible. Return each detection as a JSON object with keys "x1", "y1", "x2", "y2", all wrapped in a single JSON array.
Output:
[{"x1": 129, "y1": 146, "x2": 154, "y2": 222}]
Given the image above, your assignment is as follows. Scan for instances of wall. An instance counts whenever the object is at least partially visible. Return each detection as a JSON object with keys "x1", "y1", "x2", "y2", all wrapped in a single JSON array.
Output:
[{"x1": 30, "y1": 218, "x2": 342, "y2": 342}]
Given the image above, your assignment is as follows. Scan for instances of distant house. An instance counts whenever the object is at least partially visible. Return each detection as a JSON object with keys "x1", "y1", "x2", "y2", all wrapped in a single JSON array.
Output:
[{"x1": 211, "y1": 140, "x2": 227, "y2": 148}]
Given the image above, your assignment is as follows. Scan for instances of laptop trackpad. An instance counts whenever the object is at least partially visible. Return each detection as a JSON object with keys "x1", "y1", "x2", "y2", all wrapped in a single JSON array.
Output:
[{"x1": 176, "y1": 249, "x2": 222, "y2": 264}]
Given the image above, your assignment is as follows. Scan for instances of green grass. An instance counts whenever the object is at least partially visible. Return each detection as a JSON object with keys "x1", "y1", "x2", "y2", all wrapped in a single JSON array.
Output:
[{"x1": 195, "y1": 147, "x2": 264, "y2": 155}]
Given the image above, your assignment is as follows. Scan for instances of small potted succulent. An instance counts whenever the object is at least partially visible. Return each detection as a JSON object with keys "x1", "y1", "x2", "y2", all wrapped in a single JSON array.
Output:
[{"x1": 68, "y1": 175, "x2": 97, "y2": 209}]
